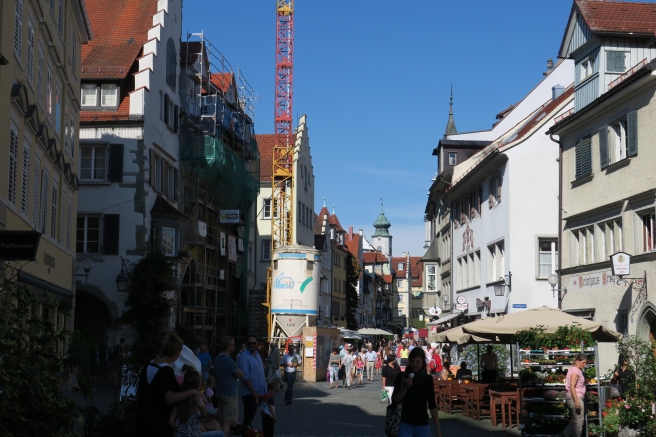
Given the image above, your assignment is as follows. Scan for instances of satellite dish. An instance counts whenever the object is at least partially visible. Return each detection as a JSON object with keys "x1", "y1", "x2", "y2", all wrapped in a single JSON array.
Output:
[{"x1": 428, "y1": 306, "x2": 441, "y2": 316}]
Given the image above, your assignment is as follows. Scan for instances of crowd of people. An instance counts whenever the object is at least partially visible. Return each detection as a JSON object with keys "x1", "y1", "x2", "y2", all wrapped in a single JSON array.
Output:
[{"x1": 134, "y1": 333, "x2": 296, "y2": 437}]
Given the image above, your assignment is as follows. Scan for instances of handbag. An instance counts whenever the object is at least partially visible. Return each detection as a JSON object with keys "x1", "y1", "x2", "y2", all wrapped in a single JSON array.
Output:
[
  {"x1": 338, "y1": 365, "x2": 345, "y2": 379},
  {"x1": 385, "y1": 402, "x2": 402, "y2": 437},
  {"x1": 381, "y1": 388, "x2": 389, "y2": 402}
]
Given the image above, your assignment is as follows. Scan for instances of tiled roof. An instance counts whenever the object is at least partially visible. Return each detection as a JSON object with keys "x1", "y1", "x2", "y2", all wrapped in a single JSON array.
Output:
[
  {"x1": 382, "y1": 274, "x2": 394, "y2": 283},
  {"x1": 255, "y1": 134, "x2": 275, "y2": 182},
  {"x1": 576, "y1": 0, "x2": 656, "y2": 34},
  {"x1": 345, "y1": 233, "x2": 361, "y2": 258},
  {"x1": 330, "y1": 213, "x2": 346, "y2": 233},
  {"x1": 80, "y1": 94, "x2": 132, "y2": 122},
  {"x1": 314, "y1": 206, "x2": 331, "y2": 234},
  {"x1": 81, "y1": 0, "x2": 156, "y2": 79},
  {"x1": 363, "y1": 251, "x2": 388, "y2": 264},
  {"x1": 506, "y1": 86, "x2": 574, "y2": 144},
  {"x1": 391, "y1": 256, "x2": 423, "y2": 281},
  {"x1": 150, "y1": 195, "x2": 187, "y2": 219}
]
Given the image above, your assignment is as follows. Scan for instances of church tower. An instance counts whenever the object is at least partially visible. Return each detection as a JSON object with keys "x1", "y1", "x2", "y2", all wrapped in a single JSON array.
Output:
[{"x1": 372, "y1": 201, "x2": 392, "y2": 258}]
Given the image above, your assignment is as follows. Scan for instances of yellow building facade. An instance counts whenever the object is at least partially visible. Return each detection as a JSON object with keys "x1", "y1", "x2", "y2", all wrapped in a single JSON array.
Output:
[{"x1": 0, "y1": 0, "x2": 91, "y2": 329}]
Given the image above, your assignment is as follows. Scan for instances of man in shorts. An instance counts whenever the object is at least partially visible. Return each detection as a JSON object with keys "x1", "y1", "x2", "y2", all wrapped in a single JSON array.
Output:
[{"x1": 213, "y1": 336, "x2": 244, "y2": 437}]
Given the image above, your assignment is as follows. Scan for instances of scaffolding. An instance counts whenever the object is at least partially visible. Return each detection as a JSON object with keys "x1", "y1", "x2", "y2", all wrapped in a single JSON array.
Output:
[{"x1": 178, "y1": 32, "x2": 260, "y2": 353}]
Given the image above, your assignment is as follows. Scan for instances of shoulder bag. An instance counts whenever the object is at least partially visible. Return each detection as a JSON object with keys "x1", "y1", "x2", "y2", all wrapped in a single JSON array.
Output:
[{"x1": 385, "y1": 402, "x2": 402, "y2": 437}]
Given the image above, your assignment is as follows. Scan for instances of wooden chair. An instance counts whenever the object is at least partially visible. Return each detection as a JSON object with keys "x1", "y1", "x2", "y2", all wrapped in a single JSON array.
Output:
[
  {"x1": 506, "y1": 388, "x2": 521, "y2": 428},
  {"x1": 440, "y1": 381, "x2": 466, "y2": 414},
  {"x1": 468, "y1": 384, "x2": 491, "y2": 421},
  {"x1": 488, "y1": 390, "x2": 503, "y2": 426}
]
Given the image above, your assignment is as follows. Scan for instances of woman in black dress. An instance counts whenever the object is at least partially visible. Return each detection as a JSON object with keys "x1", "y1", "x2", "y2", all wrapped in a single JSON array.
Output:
[
  {"x1": 392, "y1": 347, "x2": 442, "y2": 437},
  {"x1": 613, "y1": 354, "x2": 635, "y2": 397}
]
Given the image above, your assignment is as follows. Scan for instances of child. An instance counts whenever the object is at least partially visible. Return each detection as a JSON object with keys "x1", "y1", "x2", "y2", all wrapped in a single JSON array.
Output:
[
  {"x1": 169, "y1": 365, "x2": 223, "y2": 437},
  {"x1": 355, "y1": 356, "x2": 364, "y2": 385},
  {"x1": 261, "y1": 381, "x2": 280, "y2": 437},
  {"x1": 375, "y1": 352, "x2": 382, "y2": 375},
  {"x1": 203, "y1": 376, "x2": 217, "y2": 417}
]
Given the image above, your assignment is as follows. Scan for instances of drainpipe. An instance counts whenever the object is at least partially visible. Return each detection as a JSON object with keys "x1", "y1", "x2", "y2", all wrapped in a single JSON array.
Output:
[{"x1": 549, "y1": 132, "x2": 563, "y2": 309}]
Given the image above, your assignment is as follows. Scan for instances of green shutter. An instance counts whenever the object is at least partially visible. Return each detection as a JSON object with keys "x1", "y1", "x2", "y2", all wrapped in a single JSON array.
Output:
[
  {"x1": 627, "y1": 110, "x2": 638, "y2": 157},
  {"x1": 599, "y1": 126, "x2": 609, "y2": 169},
  {"x1": 575, "y1": 139, "x2": 583, "y2": 179},
  {"x1": 581, "y1": 136, "x2": 592, "y2": 177}
]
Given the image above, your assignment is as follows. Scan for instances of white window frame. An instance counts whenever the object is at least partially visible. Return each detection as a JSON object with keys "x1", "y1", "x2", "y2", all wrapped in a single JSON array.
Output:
[
  {"x1": 642, "y1": 213, "x2": 655, "y2": 253},
  {"x1": 487, "y1": 241, "x2": 505, "y2": 283},
  {"x1": 76, "y1": 215, "x2": 100, "y2": 254},
  {"x1": 79, "y1": 144, "x2": 107, "y2": 181},
  {"x1": 609, "y1": 117, "x2": 628, "y2": 164},
  {"x1": 537, "y1": 237, "x2": 558, "y2": 279},
  {"x1": 448, "y1": 152, "x2": 457, "y2": 166},
  {"x1": 263, "y1": 198, "x2": 272, "y2": 219},
  {"x1": 100, "y1": 84, "x2": 118, "y2": 107},
  {"x1": 81, "y1": 84, "x2": 97, "y2": 106},
  {"x1": 161, "y1": 226, "x2": 176, "y2": 256}
]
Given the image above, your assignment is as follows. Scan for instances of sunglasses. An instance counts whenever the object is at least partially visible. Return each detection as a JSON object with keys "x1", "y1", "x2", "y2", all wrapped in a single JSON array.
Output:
[{"x1": 247, "y1": 342, "x2": 257, "y2": 345}]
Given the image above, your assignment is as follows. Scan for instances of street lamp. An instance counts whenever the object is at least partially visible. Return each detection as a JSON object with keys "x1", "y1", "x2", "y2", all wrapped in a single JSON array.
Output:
[
  {"x1": 547, "y1": 273, "x2": 567, "y2": 299},
  {"x1": 74, "y1": 258, "x2": 94, "y2": 283},
  {"x1": 115, "y1": 257, "x2": 134, "y2": 292}
]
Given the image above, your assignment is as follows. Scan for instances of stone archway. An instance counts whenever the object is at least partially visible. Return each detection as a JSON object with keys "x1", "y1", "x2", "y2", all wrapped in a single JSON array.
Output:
[
  {"x1": 637, "y1": 303, "x2": 656, "y2": 356},
  {"x1": 75, "y1": 284, "x2": 118, "y2": 362}
]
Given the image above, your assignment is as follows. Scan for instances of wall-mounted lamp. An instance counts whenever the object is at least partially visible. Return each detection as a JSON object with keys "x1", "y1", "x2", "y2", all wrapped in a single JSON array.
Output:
[
  {"x1": 496, "y1": 271, "x2": 512, "y2": 296},
  {"x1": 115, "y1": 257, "x2": 135, "y2": 292},
  {"x1": 74, "y1": 258, "x2": 94, "y2": 283},
  {"x1": 547, "y1": 273, "x2": 567, "y2": 299}
]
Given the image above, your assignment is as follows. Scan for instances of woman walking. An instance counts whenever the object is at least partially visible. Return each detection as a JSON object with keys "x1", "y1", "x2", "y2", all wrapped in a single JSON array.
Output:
[
  {"x1": 562, "y1": 353, "x2": 587, "y2": 437},
  {"x1": 327, "y1": 347, "x2": 340, "y2": 389},
  {"x1": 381, "y1": 354, "x2": 400, "y2": 404},
  {"x1": 342, "y1": 346, "x2": 354, "y2": 389},
  {"x1": 392, "y1": 347, "x2": 441, "y2": 437},
  {"x1": 613, "y1": 354, "x2": 635, "y2": 397}
]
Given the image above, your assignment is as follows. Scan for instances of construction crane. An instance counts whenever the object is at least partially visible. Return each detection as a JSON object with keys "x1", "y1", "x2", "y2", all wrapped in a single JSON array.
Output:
[{"x1": 266, "y1": 0, "x2": 295, "y2": 338}]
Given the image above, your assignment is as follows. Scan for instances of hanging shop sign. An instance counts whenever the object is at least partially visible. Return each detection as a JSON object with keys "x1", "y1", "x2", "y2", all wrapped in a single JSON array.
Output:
[
  {"x1": 0, "y1": 231, "x2": 41, "y2": 261},
  {"x1": 219, "y1": 210, "x2": 240, "y2": 224},
  {"x1": 455, "y1": 295, "x2": 468, "y2": 311},
  {"x1": 610, "y1": 251, "x2": 631, "y2": 277}
]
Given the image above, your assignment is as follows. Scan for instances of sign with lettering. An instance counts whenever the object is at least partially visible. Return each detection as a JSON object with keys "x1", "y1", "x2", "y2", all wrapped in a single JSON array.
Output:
[
  {"x1": 512, "y1": 304, "x2": 527, "y2": 309},
  {"x1": 610, "y1": 252, "x2": 631, "y2": 276},
  {"x1": 569, "y1": 270, "x2": 619, "y2": 289},
  {"x1": 455, "y1": 303, "x2": 469, "y2": 311},
  {"x1": 219, "y1": 210, "x2": 240, "y2": 224},
  {"x1": 456, "y1": 295, "x2": 466, "y2": 304},
  {"x1": 0, "y1": 231, "x2": 41, "y2": 260}
]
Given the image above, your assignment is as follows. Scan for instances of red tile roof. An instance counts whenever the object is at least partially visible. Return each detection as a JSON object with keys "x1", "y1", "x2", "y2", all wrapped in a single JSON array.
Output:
[
  {"x1": 506, "y1": 86, "x2": 574, "y2": 143},
  {"x1": 255, "y1": 134, "x2": 274, "y2": 182},
  {"x1": 330, "y1": 213, "x2": 346, "y2": 233},
  {"x1": 81, "y1": 0, "x2": 157, "y2": 79},
  {"x1": 314, "y1": 206, "x2": 331, "y2": 234},
  {"x1": 345, "y1": 233, "x2": 361, "y2": 258},
  {"x1": 382, "y1": 274, "x2": 394, "y2": 283},
  {"x1": 576, "y1": 0, "x2": 656, "y2": 34},
  {"x1": 363, "y1": 251, "x2": 388, "y2": 264},
  {"x1": 391, "y1": 257, "x2": 424, "y2": 283}
]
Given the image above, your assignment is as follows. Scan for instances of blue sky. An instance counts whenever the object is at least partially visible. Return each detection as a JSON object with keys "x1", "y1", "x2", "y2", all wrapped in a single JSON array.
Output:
[{"x1": 182, "y1": 0, "x2": 573, "y2": 257}]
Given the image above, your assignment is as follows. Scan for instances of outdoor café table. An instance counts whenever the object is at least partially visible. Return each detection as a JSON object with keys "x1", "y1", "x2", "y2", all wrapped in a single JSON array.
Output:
[
  {"x1": 463, "y1": 383, "x2": 489, "y2": 421},
  {"x1": 489, "y1": 389, "x2": 519, "y2": 428}
]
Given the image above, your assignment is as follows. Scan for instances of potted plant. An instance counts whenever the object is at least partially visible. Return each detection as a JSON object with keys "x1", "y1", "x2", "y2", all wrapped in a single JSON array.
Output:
[{"x1": 514, "y1": 325, "x2": 546, "y2": 350}]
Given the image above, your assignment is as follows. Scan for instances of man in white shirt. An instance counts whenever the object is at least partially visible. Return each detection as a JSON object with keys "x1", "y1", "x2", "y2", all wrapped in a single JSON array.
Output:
[
  {"x1": 281, "y1": 344, "x2": 302, "y2": 405},
  {"x1": 481, "y1": 345, "x2": 499, "y2": 382},
  {"x1": 365, "y1": 346, "x2": 377, "y2": 381}
]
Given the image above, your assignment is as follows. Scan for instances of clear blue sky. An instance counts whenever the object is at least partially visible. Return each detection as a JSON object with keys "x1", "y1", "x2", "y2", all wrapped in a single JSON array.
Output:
[{"x1": 182, "y1": 0, "x2": 573, "y2": 257}]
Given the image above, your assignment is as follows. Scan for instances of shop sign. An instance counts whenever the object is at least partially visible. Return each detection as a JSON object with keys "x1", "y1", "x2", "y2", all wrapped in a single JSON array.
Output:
[
  {"x1": 0, "y1": 231, "x2": 41, "y2": 261},
  {"x1": 512, "y1": 304, "x2": 527, "y2": 309},
  {"x1": 569, "y1": 270, "x2": 617, "y2": 289},
  {"x1": 610, "y1": 252, "x2": 631, "y2": 276},
  {"x1": 219, "y1": 210, "x2": 240, "y2": 224},
  {"x1": 456, "y1": 295, "x2": 466, "y2": 304},
  {"x1": 455, "y1": 303, "x2": 469, "y2": 311}
]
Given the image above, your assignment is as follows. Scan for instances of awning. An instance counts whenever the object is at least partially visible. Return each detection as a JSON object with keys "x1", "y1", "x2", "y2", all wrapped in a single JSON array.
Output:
[{"x1": 426, "y1": 312, "x2": 460, "y2": 326}]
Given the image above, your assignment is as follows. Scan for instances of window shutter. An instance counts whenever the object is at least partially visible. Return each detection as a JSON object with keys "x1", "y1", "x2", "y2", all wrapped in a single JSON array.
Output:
[
  {"x1": 581, "y1": 136, "x2": 592, "y2": 177},
  {"x1": 108, "y1": 144, "x2": 124, "y2": 183},
  {"x1": 173, "y1": 168, "x2": 179, "y2": 201},
  {"x1": 164, "y1": 94, "x2": 170, "y2": 124},
  {"x1": 174, "y1": 105, "x2": 179, "y2": 132},
  {"x1": 627, "y1": 110, "x2": 638, "y2": 157},
  {"x1": 149, "y1": 149, "x2": 155, "y2": 186},
  {"x1": 599, "y1": 126, "x2": 609, "y2": 169},
  {"x1": 497, "y1": 173, "x2": 502, "y2": 202},
  {"x1": 102, "y1": 214, "x2": 120, "y2": 255}
]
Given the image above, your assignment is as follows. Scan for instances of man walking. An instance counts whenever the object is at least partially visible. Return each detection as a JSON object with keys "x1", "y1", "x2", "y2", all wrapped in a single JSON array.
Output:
[
  {"x1": 339, "y1": 340, "x2": 349, "y2": 388},
  {"x1": 365, "y1": 346, "x2": 377, "y2": 381},
  {"x1": 281, "y1": 344, "x2": 302, "y2": 405},
  {"x1": 214, "y1": 336, "x2": 244, "y2": 437},
  {"x1": 237, "y1": 335, "x2": 267, "y2": 434}
]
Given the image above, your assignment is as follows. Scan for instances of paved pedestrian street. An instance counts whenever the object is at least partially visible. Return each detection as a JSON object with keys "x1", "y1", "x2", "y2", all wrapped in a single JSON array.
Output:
[{"x1": 264, "y1": 378, "x2": 521, "y2": 437}]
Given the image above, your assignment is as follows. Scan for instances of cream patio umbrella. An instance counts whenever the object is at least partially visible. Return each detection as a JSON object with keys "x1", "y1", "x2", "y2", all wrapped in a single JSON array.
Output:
[
  {"x1": 461, "y1": 306, "x2": 622, "y2": 343},
  {"x1": 435, "y1": 324, "x2": 495, "y2": 345},
  {"x1": 357, "y1": 328, "x2": 393, "y2": 336}
]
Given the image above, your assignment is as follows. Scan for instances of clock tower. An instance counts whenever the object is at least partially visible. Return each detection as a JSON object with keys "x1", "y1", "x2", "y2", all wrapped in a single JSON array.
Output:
[{"x1": 372, "y1": 201, "x2": 392, "y2": 258}]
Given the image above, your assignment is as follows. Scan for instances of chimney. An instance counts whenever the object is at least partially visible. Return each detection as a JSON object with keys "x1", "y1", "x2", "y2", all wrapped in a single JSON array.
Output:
[
  {"x1": 543, "y1": 57, "x2": 554, "y2": 76},
  {"x1": 348, "y1": 226, "x2": 354, "y2": 240},
  {"x1": 552, "y1": 84, "x2": 565, "y2": 100},
  {"x1": 359, "y1": 229, "x2": 363, "y2": 236}
]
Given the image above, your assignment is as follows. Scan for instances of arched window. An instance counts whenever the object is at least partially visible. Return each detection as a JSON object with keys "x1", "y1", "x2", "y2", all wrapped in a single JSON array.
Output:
[{"x1": 166, "y1": 38, "x2": 176, "y2": 90}]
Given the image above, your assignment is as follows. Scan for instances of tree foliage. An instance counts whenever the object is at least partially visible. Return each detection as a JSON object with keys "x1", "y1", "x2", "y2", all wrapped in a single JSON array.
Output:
[
  {"x1": 345, "y1": 253, "x2": 361, "y2": 330},
  {"x1": 121, "y1": 249, "x2": 175, "y2": 364},
  {"x1": 460, "y1": 344, "x2": 511, "y2": 378},
  {"x1": 0, "y1": 282, "x2": 94, "y2": 436},
  {"x1": 616, "y1": 335, "x2": 656, "y2": 399}
]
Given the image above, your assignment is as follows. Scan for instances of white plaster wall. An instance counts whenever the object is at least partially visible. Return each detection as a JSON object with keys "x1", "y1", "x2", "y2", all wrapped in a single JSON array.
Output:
[
  {"x1": 255, "y1": 185, "x2": 273, "y2": 291},
  {"x1": 293, "y1": 115, "x2": 315, "y2": 247}
]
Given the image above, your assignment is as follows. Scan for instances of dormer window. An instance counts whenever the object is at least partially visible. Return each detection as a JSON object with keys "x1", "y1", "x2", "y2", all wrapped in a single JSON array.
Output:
[
  {"x1": 606, "y1": 51, "x2": 628, "y2": 73},
  {"x1": 81, "y1": 83, "x2": 119, "y2": 108}
]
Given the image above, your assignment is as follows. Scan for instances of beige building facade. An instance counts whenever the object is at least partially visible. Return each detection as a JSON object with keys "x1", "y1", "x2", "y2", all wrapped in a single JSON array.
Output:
[{"x1": 0, "y1": 0, "x2": 90, "y2": 338}]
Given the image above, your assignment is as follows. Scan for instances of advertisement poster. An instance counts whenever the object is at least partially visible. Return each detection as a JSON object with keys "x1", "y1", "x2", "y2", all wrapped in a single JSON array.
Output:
[
  {"x1": 220, "y1": 232, "x2": 226, "y2": 256},
  {"x1": 228, "y1": 235, "x2": 237, "y2": 262}
]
